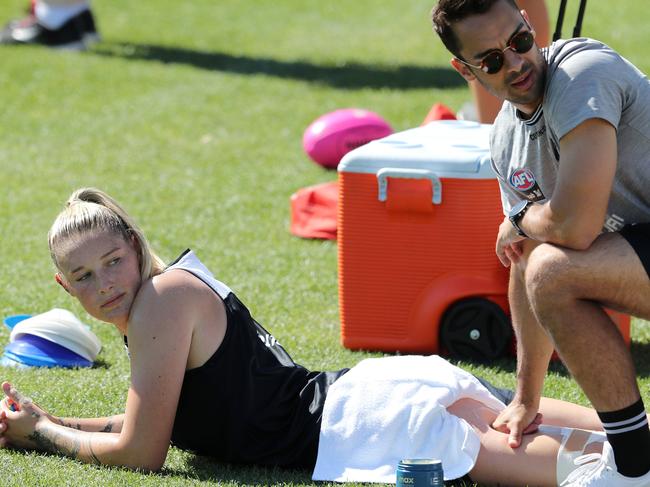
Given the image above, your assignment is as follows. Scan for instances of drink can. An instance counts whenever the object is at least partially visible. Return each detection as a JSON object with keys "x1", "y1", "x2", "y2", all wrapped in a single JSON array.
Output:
[{"x1": 396, "y1": 458, "x2": 444, "y2": 487}]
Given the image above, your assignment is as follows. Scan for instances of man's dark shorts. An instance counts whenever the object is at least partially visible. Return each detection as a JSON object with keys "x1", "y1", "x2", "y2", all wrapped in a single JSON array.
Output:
[{"x1": 620, "y1": 223, "x2": 650, "y2": 279}]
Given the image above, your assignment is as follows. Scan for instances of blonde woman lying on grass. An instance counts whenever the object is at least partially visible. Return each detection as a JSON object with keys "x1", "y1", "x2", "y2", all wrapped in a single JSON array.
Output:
[{"x1": 0, "y1": 188, "x2": 623, "y2": 486}]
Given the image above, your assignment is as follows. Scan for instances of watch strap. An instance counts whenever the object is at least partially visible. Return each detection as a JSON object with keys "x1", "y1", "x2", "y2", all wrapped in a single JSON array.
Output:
[{"x1": 509, "y1": 201, "x2": 532, "y2": 237}]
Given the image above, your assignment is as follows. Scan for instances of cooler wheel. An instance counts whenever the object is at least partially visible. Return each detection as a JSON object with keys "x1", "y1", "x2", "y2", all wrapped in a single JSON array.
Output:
[{"x1": 439, "y1": 297, "x2": 512, "y2": 361}]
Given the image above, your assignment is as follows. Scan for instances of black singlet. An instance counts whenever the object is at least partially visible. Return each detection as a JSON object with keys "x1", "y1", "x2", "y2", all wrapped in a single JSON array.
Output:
[{"x1": 165, "y1": 250, "x2": 348, "y2": 469}]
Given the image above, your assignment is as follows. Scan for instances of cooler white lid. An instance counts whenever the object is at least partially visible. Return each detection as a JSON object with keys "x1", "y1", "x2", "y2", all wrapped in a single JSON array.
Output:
[{"x1": 338, "y1": 120, "x2": 495, "y2": 179}]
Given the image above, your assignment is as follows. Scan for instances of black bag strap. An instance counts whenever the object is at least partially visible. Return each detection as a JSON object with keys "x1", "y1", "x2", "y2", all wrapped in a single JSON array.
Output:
[{"x1": 552, "y1": 0, "x2": 588, "y2": 41}]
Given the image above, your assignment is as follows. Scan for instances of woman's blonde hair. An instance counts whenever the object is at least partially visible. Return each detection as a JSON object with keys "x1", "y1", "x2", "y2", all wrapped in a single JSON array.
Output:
[{"x1": 48, "y1": 188, "x2": 166, "y2": 281}]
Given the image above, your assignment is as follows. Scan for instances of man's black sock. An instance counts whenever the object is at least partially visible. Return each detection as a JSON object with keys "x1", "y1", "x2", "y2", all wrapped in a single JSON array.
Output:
[{"x1": 598, "y1": 398, "x2": 650, "y2": 477}]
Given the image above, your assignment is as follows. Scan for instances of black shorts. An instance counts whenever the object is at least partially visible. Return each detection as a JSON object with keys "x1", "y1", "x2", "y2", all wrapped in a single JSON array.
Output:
[
  {"x1": 473, "y1": 375, "x2": 515, "y2": 404},
  {"x1": 620, "y1": 223, "x2": 650, "y2": 279}
]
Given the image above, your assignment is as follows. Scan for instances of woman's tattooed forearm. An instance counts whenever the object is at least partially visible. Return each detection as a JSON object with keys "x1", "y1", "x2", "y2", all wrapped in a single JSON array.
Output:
[
  {"x1": 54, "y1": 416, "x2": 117, "y2": 432},
  {"x1": 27, "y1": 426, "x2": 102, "y2": 465},
  {"x1": 27, "y1": 427, "x2": 81, "y2": 458},
  {"x1": 100, "y1": 419, "x2": 114, "y2": 433},
  {"x1": 87, "y1": 435, "x2": 102, "y2": 465},
  {"x1": 55, "y1": 418, "x2": 82, "y2": 430}
]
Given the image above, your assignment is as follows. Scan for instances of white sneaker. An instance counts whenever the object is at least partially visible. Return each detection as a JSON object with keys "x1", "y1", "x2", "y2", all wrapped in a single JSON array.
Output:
[{"x1": 562, "y1": 442, "x2": 650, "y2": 486}]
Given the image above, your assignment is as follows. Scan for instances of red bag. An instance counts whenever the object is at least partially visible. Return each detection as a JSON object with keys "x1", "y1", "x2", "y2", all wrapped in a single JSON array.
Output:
[
  {"x1": 421, "y1": 103, "x2": 456, "y2": 125},
  {"x1": 289, "y1": 181, "x2": 338, "y2": 240}
]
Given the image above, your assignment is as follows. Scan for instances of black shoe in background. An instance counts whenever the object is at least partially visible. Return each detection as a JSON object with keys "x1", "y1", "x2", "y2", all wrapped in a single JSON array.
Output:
[{"x1": 0, "y1": 8, "x2": 99, "y2": 50}]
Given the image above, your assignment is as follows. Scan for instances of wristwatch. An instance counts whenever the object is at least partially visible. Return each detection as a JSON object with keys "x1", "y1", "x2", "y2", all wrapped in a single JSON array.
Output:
[{"x1": 508, "y1": 200, "x2": 532, "y2": 237}]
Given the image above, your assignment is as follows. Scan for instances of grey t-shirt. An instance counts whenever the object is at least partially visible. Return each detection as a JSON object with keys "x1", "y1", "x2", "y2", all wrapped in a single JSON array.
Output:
[{"x1": 490, "y1": 38, "x2": 650, "y2": 231}]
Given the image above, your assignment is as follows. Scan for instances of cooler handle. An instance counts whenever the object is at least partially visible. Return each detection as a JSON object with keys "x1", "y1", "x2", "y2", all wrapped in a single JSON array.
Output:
[{"x1": 377, "y1": 168, "x2": 442, "y2": 204}]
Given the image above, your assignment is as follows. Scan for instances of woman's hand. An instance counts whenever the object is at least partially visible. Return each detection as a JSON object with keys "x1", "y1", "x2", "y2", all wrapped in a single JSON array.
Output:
[
  {"x1": 0, "y1": 382, "x2": 53, "y2": 451},
  {"x1": 0, "y1": 409, "x2": 8, "y2": 448}
]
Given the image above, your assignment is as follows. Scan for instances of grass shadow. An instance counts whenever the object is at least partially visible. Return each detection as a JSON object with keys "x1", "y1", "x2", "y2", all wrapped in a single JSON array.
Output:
[
  {"x1": 162, "y1": 455, "x2": 313, "y2": 485},
  {"x1": 450, "y1": 339, "x2": 650, "y2": 380},
  {"x1": 89, "y1": 358, "x2": 111, "y2": 370},
  {"x1": 90, "y1": 41, "x2": 466, "y2": 90},
  {"x1": 450, "y1": 355, "x2": 572, "y2": 378}
]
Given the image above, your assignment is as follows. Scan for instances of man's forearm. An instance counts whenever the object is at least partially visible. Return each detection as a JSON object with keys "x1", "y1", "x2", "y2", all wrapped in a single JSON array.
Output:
[
  {"x1": 519, "y1": 201, "x2": 602, "y2": 250},
  {"x1": 513, "y1": 322, "x2": 554, "y2": 406},
  {"x1": 509, "y1": 264, "x2": 554, "y2": 407}
]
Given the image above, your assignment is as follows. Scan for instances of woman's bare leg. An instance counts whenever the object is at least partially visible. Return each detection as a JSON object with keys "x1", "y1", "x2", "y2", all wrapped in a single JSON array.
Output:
[
  {"x1": 448, "y1": 398, "x2": 605, "y2": 486},
  {"x1": 537, "y1": 397, "x2": 603, "y2": 431}
]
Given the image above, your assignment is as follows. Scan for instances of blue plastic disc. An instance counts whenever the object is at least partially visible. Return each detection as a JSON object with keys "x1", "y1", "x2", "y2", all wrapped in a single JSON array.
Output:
[
  {"x1": 3, "y1": 334, "x2": 92, "y2": 368},
  {"x1": 3, "y1": 314, "x2": 32, "y2": 330},
  {"x1": 0, "y1": 354, "x2": 29, "y2": 369}
]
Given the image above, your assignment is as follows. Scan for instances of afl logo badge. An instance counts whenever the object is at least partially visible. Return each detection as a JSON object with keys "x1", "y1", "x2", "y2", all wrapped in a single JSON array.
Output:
[
  {"x1": 508, "y1": 168, "x2": 545, "y2": 201},
  {"x1": 509, "y1": 168, "x2": 536, "y2": 191}
]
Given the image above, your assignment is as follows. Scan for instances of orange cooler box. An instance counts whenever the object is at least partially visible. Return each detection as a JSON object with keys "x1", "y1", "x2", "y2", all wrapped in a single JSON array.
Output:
[{"x1": 337, "y1": 120, "x2": 630, "y2": 358}]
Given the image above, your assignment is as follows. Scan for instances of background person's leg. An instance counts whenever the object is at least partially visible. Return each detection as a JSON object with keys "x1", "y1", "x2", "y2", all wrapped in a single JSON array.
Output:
[
  {"x1": 0, "y1": 0, "x2": 97, "y2": 49},
  {"x1": 39, "y1": 0, "x2": 86, "y2": 5},
  {"x1": 34, "y1": 1, "x2": 90, "y2": 30}
]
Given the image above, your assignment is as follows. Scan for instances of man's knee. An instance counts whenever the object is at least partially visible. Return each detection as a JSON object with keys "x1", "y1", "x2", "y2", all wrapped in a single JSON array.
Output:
[{"x1": 524, "y1": 243, "x2": 575, "y2": 309}]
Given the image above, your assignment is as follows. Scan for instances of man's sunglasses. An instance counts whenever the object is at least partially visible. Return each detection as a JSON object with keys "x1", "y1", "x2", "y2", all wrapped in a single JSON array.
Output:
[{"x1": 456, "y1": 30, "x2": 535, "y2": 74}]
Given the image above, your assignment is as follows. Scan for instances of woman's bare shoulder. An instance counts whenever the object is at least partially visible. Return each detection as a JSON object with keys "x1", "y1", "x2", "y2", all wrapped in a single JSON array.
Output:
[
  {"x1": 128, "y1": 270, "x2": 210, "y2": 335},
  {"x1": 141, "y1": 268, "x2": 211, "y2": 301}
]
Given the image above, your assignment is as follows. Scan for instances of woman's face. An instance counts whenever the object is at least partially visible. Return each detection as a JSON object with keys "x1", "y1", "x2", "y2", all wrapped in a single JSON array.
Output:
[{"x1": 56, "y1": 230, "x2": 142, "y2": 333}]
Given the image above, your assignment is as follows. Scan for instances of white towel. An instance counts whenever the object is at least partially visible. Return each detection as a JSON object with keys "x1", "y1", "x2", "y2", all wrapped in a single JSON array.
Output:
[{"x1": 312, "y1": 355, "x2": 506, "y2": 483}]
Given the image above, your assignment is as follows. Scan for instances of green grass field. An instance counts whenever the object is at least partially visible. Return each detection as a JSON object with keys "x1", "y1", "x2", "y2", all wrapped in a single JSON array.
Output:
[{"x1": 1, "y1": 0, "x2": 649, "y2": 485}]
